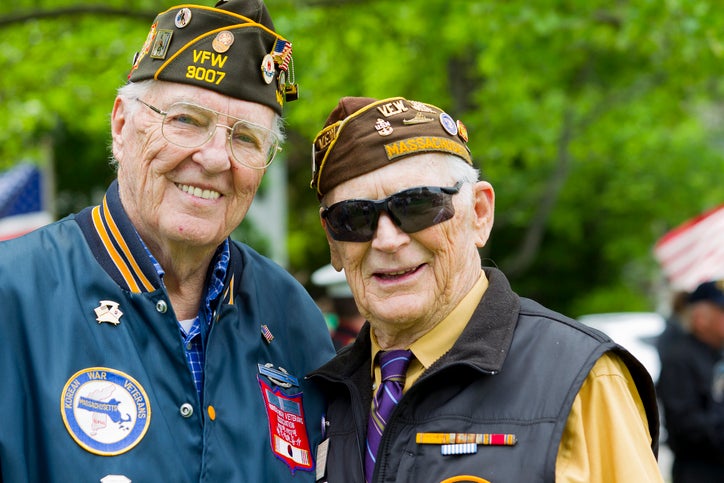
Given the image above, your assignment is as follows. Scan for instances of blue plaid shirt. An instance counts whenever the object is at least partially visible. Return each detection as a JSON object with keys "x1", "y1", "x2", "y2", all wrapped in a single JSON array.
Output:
[{"x1": 144, "y1": 237, "x2": 230, "y2": 403}]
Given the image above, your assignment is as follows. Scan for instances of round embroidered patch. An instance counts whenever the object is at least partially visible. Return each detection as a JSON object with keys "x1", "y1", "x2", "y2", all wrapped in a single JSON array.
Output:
[{"x1": 61, "y1": 367, "x2": 151, "y2": 455}]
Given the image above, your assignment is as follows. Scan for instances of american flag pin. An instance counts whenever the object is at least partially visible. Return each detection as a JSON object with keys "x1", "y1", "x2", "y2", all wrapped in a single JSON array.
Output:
[{"x1": 261, "y1": 324, "x2": 274, "y2": 344}]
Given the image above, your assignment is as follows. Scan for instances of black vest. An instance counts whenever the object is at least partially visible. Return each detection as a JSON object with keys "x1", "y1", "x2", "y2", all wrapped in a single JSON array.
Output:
[{"x1": 310, "y1": 268, "x2": 658, "y2": 483}]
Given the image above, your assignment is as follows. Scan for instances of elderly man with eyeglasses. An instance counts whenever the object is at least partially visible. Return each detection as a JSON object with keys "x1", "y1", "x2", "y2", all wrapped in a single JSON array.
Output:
[
  {"x1": 0, "y1": 1, "x2": 334, "y2": 482},
  {"x1": 307, "y1": 97, "x2": 664, "y2": 482}
]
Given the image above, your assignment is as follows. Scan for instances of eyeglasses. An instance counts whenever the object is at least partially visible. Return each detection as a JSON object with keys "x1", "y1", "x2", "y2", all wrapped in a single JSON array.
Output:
[
  {"x1": 321, "y1": 181, "x2": 464, "y2": 242},
  {"x1": 135, "y1": 98, "x2": 282, "y2": 169}
]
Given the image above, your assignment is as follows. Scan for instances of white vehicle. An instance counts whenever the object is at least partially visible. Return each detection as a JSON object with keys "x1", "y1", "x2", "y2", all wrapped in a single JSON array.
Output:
[
  {"x1": 577, "y1": 312, "x2": 672, "y2": 480},
  {"x1": 577, "y1": 312, "x2": 667, "y2": 383}
]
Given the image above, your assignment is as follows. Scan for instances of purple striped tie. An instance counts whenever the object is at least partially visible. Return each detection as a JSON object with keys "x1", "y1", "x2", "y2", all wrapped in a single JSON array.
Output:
[{"x1": 364, "y1": 349, "x2": 413, "y2": 482}]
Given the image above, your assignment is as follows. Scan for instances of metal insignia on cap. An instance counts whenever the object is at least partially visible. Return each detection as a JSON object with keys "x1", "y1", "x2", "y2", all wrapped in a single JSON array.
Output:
[
  {"x1": 439, "y1": 112, "x2": 458, "y2": 136},
  {"x1": 409, "y1": 100, "x2": 436, "y2": 113},
  {"x1": 403, "y1": 112, "x2": 435, "y2": 125},
  {"x1": 150, "y1": 30, "x2": 173, "y2": 59},
  {"x1": 175, "y1": 8, "x2": 192, "y2": 29},
  {"x1": 375, "y1": 118, "x2": 393, "y2": 136},
  {"x1": 377, "y1": 99, "x2": 408, "y2": 117},
  {"x1": 212, "y1": 31, "x2": 234, "y2": 54},
  {"x1": 261, "y1": 54, "x2": 275, "y2": 84},
  {"x1": 272, "y1": 39, "x2": 293, "y2": 72},
  {"x1": 457, "y1": 120, "x2": 469, "y2": 142}
]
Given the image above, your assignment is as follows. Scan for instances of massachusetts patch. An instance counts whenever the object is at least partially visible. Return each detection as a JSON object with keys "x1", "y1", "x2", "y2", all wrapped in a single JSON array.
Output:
[
  {"x1": 61, "y1": 367, "x2": 151, "y2": 455},
  {"x1": 258, "y1": 377, "x2": 313, "y2": 473}
]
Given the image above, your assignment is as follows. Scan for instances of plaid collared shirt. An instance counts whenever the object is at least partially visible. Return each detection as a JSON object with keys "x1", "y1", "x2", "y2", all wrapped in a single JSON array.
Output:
[{"x1": 143, "y1": 237, "x2": 230, "y2": 403}]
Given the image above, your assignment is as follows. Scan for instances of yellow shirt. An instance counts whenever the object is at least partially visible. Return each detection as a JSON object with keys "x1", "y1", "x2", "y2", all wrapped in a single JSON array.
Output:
[{"x1": 370, "y1": 271, "x2": 663, "y2": 482}]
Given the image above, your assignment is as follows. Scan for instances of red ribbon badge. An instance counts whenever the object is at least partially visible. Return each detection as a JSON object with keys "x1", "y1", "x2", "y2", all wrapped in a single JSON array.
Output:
[{"x1": 258, "y1": 378, "x2": 313, "y2": 473}]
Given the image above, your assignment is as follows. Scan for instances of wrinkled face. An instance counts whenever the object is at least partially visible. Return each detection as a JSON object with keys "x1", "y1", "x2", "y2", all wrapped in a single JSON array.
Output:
[
  {"x1": 110, "y1": 83, "x2": 275, "y2": 254},
  {"x1": 321, "y1": 155, "x2": 494, "y2": 342}
]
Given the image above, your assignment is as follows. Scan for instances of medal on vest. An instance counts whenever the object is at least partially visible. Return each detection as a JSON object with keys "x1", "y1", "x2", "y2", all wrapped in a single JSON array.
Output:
[{"x1": 417, "y1": 432, "x2": 517, "y2": 455}]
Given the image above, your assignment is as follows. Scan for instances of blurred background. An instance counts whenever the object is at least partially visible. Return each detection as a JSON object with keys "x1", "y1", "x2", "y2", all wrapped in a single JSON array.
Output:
[{"x1": 3, "y1": 1, "x2": 723, "y2": 479}]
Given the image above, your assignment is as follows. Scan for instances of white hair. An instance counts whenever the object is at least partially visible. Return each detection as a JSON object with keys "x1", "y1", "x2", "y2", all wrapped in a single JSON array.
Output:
[{"x1": 445, "y1": 154, "x2": 481, "y2": 184}]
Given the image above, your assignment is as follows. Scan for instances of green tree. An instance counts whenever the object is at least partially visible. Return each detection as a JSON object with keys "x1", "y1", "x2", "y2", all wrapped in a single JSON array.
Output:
[{"x1": 1, "y1": 0, "x2": 722, "y2": 315}]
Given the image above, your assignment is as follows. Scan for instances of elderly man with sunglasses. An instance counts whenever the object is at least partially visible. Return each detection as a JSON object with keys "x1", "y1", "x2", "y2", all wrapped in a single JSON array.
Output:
[
  {"x1": 0, "y1": 1, "x2": 334, "y2": 482},
  {"x1": 308, "y1": 97, "x2": 663, "y2": 482}
]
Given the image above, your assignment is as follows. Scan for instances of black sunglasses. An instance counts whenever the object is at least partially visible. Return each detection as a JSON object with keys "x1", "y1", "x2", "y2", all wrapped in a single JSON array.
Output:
[{"x1": 321, "y1": 181, "x2": 464, "y2": 242}]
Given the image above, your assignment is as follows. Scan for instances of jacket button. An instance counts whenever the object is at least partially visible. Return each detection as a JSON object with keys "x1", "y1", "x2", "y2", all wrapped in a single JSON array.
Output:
[
  {"x1": 179, "y1": 403, "x2": 194, "y2": 418},
  {"x1": 155, "y1": 300, "x2": 168, "y2": 313}
]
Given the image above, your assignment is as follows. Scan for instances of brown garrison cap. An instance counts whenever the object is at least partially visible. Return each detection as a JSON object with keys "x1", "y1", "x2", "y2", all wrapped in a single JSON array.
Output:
[
  {"x1": 310, "y1": 96, "x2": 472, "y2": 199},
  {"x1": 128, "y1": 0, "x2": 298, "y2": 115}
]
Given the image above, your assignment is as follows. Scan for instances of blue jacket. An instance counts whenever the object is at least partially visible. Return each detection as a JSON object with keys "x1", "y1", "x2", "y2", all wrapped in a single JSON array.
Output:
[{"x1": 0, "y1": 181, "x2": 335, "y2": 482}]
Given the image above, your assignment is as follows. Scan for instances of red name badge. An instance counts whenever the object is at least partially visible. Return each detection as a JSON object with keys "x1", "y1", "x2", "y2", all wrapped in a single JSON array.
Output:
[{"x1": 258, "y1": 378, "x2": 313, "y2": 473}]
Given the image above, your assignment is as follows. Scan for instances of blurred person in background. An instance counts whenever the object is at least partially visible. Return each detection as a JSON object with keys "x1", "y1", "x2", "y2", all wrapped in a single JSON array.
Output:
[
  {"x1": 307, "y1": 96, "x2": 662, "y2": 482},
  {"x1": 0, "y1": 1, "x2": 334, "y2": 481},
  {"x1": 313, "y1": 263, "x2": 366, "y2": 349},
  {"x1": 657, "y1": 290, "x2": 690, "y2": 356},
  {"x1": 657, "y1": 280, "x2": 724, "y2": 482}
]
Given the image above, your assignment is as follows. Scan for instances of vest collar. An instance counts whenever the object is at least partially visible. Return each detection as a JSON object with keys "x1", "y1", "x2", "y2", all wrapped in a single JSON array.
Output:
[{"x1": 312, "y1": 267, "x2": 520, "y2": 381}]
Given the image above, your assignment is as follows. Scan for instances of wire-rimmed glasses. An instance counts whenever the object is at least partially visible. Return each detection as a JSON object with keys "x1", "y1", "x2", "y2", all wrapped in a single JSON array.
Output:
[{"x1": 136, "y1": 98, "x2": 282, "y2": 169}]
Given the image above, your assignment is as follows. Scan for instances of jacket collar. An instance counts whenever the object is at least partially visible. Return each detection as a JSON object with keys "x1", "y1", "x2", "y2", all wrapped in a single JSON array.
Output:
[
  {"x1": 311, "y1": 267, "x2": 520, "y2": 381},
  {"x1": 76, "y1": 180, "x2": 161, "y2": 293}
]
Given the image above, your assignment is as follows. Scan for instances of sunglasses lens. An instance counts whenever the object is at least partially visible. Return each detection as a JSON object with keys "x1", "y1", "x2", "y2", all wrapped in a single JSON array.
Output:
[
  {"x1": 389, "y1": 188, "x2": 455, "y2": 233},
  {"x1": 323, "y1": 182, "x2": 462, "y2": 242},
  {"x1": 324, "y1": 201, "x2": 377, "y2": 242}
]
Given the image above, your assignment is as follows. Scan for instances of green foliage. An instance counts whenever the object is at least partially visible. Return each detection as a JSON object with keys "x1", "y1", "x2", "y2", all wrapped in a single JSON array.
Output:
[{"x1": 1, "y1": 0, "x2": 722, "y2": 316}]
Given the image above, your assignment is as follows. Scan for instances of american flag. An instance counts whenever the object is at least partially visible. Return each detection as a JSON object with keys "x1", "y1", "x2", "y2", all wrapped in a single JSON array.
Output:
[
  {"x1": 0, "y1": 164, "x2": 53, "y2": 241},
  {"x1": 260, "y1": 324, "x2": 274, "y2": 344},
  {"x1": 273, "y1": 39, "x2": 292, "y2": 72},
  {"x1": 654, "y1": 204, "x2": 724, "y2": 291}
]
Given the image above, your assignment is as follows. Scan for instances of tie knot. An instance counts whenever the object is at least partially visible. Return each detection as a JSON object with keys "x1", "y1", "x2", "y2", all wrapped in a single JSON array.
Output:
[{"x1": 379, "y1": 349, "x2": 413, "y2": 382}]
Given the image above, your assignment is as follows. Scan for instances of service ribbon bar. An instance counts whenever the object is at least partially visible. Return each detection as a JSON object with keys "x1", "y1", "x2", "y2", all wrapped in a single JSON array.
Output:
[{"x1": 416, "y1": 432, "x2": 517, "y2": 446}]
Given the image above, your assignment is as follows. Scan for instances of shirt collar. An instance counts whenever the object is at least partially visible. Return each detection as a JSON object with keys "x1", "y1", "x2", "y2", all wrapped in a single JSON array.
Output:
[{"x1": 370, "y1": 271, "x2": 489, "y2": 384}]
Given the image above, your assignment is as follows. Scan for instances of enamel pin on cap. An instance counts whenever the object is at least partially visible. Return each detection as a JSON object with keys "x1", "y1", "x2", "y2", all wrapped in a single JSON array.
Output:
[
  {"x1": 261, "y1": 54, "x2": 275, "y2": 84},
  {"x1": 212, "y1": 30, "x2": 234, "y2": 53},
  {"x1": 174, "y1": 8, "x2": 192, "y2": 28}
]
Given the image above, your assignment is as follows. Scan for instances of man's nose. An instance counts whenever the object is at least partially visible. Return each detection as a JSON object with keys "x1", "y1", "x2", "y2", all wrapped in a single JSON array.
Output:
[
  {"x1": 371, "y1": 212, "x2": 410, "y2": 250},
  {"x1": 193, "y1": 125, "x2": 233, "y2": 171}
]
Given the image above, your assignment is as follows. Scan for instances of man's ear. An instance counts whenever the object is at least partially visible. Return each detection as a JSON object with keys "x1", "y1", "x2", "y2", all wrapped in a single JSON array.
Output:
[
  {"x1": 110, "y1": 96, "x2": 128, "y2": 163},
  {"x1": 320, "y1": 208, "x2": 344, "y2": 270},
  {"x1": 471, "y1": 181, "x2": 495, "y2": 248}
]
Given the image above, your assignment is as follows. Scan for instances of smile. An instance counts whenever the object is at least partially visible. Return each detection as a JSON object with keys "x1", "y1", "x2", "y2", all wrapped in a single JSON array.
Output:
[
  {"x1": 375, "y1": 265, "x2": 423, "y2": 280},
  {"x1": 177, "y1": 183, "x2": 221, "y2": 200}
]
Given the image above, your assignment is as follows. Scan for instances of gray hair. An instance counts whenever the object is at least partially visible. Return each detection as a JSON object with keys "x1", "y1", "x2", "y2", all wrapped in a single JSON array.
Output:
[{"x1": 446, "y1": 155, "x2": 481, "y2": 184}]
